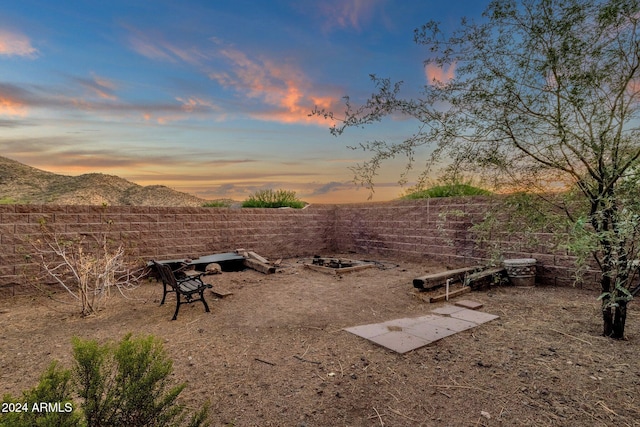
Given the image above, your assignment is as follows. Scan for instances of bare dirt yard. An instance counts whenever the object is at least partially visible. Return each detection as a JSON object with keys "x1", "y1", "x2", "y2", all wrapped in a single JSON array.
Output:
[{"x1": 1, "y1": 255, "x2": 639, "y2": 426}]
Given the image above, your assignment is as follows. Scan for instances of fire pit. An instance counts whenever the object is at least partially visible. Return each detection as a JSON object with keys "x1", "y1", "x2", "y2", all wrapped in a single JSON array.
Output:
[{"x1": 304, "y1": 256, "x2": 375, "y2": 274}]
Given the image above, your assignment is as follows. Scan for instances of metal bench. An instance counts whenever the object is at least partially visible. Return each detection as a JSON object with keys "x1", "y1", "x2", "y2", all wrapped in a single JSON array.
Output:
[{"x1": 152, "y1": 261, "x2": 212, "y2": 320}]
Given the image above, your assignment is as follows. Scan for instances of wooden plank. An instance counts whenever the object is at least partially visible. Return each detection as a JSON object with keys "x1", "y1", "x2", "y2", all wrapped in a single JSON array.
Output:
[
  {"x1": 304, "y1": 262, "x2": 374, "y2": 274},
  {"x1": 331, "y1": 263, "x2": 374, "y2": 274},
  {"x1": 428, "y1": 286, "x2": 471, "y2": 303},
  {"x1": 248, "y1": 251, "x2": 269, "y2": 264},
  {"x1": 304, "y1": 263, "x2": 337, "y2": 274},
  {"x1": 211, "y1": 289, "x2": 234, "y2": 298},
  {"x1": 413, "y1": 266, "x2": 482, "y2": 290},
  {"x1": 243, "y1": 258, "x2": 276, "y2": 274}
]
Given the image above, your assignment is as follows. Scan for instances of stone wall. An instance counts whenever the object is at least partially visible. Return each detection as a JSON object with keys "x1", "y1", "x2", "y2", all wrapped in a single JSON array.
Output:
[
  {"x1": 0, "y1": 198, "x2": 599, "y2": 293},
  {"x1": 0, "y1": 204, "x2": 335, "y2": 291},
  {"x1": 332, "y1": 198, "x2": 599, "y2": 289}
]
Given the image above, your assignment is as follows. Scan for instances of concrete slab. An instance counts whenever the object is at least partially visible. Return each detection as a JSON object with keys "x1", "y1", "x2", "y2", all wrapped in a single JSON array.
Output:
[
  {"x1": 454, "y1": 300, "x2": 484, "y2": 310},
  {"x1": 450, "y1": 309, "x2": 499, "y2": 324},
  {"x1": 383, "y1": 314, "x2": 442, "y2": 328},
  {"x1": 404, "y1": 323, "x2": 457, "y2": 342},
  {"x1": 345, "y1": 308, "x2": 499, "y2": 354},
  {"x1": 418, "y1": 315, "x2": 479, "y2": 332},
  {"x1": 431, "y1": 304, "x2": 466, "y2": 315},
  {"x1": 382, "y1": 317, "x2": 431, "y2": 328},
  {"x1": 344, "y1": 323, "x2": 391, "y2": 339},
  {"x1": 366, "y1": 331, "x2": 431, "y2": 354}
]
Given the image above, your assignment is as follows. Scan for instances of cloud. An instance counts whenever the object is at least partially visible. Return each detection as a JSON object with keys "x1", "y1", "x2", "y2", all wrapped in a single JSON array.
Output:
[
  {"x1": 125, "y1": 26, "x2": 207, "y2": 65},
  {"x1": 0, "y1": 118, "x2": 32, "y2": 127},
  {"x1": 297, "y1": 0, "x2": 386, "y2": 33},
  {"x1": 73, "y1": 73, "x2": 119, "y2": 101},
  {"x1": 425, "y1": 63, "x2": 456, "y2": 85},
  {"x1": 0, "y1": 83, "x2": 30, "y2": 116},
  {"x1": 0, "y1": 79, "x2": 221, "y2": 124},
  {"x1": 308, "y1": 181, "x2": 352, "y2": 196},
  {"x1": 209, "y1": 47, "x2": 340, "y2": 125},
  {"x1": 0, "y1": 29, "x2": 38, "y2": 58}
]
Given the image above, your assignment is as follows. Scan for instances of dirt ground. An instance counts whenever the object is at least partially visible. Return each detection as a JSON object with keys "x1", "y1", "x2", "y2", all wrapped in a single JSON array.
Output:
[{"x1": 1, "y1": 255, "x2": 639, "y2": 426}]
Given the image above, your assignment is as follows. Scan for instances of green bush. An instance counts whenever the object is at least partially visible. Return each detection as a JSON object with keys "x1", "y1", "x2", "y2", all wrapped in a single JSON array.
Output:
[
  {"x1": 202, "y1": 200, "x2": 232, "y2": 208},
  {"x1": 0, "y1": 362, "x2": 82, "y2": 427},
  {"x1": 242, "y1": 189, "x2": 306, "y2": 208},
  {"x1": 0, "y1": 334, "x2": 209, "y2": 427},
  {"x1": 403, "y1": 183, "x2": 491, "y2": 199}
]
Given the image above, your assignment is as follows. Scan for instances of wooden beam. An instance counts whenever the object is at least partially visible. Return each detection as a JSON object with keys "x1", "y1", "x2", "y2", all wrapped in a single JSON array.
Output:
[
  {"x1": 428, "y1": 286, "x2": 471, "y2": 303},
  {"x1": 303, "y1": 263, "x2": 374, "y2": 275},
  {"x1": 244, "y1": 258, "x2": 276, "y2": 274},
  {"x1": 248, "y1": 251, "x2": 269, "y2": 264}
]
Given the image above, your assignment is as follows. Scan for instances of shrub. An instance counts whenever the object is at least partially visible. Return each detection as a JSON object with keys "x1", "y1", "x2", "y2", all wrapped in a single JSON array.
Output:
[
  {"x1": 0, "y1": 362, "x2": 82, "y2": 427},
  {"x1": 403, "y1": 183, "x2": 491, "y2": 199},
  {"x1": 202, "y1": 200, "x2": 231, "y2": 208},
  {"x1": 30, "y1": 228, "x2": 144, "y2": 316},
  {"x1": 0, "y1": 335, "x2": 209, "y2": 427},
  {"x1": 242, "y1": 189, "x2": 306, "y2": 208}
]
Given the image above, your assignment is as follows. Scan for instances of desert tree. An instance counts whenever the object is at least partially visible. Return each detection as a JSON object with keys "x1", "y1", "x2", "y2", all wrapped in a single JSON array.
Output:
[{"x1": 314, "y1": 0, "x2": 640, "y2": 338}]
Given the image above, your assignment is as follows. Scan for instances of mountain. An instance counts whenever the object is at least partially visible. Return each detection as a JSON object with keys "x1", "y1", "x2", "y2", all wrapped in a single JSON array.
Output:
[{"x1": 0, "y1": 156, "x2": 210, "y2": 207}]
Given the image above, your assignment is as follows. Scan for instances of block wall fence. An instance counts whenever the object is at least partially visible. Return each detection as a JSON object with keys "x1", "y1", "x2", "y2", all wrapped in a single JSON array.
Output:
[{"x1": 0, "y1": 198, "x2": 599, "y2": 293}]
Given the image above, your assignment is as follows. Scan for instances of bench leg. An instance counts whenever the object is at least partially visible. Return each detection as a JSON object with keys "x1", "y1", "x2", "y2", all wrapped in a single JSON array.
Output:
[
  {"x1": 160, "y1": 283, "x2": 168, "y2": 305},
  {"x1": 172, "y1": 294, "x2": 181, "y2": 320},
  {"x1": 200, "y1": 291, "x2": 211, "y2": 313}
]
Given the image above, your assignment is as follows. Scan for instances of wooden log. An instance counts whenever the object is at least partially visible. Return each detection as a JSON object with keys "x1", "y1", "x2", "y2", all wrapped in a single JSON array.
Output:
[
  {"x1": 244, "y1": 258, "x2": 276, "y2": 274},
  {"x1": 248, "y1": 251, "x2": 269, "y2": 264},
  {"x1": 429, "y1": 286, "x2": 471, "y2": 303},
  {"x1": 464, "y1": 267, "x2": 506, "y2": 288},
  {"x1": 413, "y1": 266, "x2": 482, "y2": 290}
]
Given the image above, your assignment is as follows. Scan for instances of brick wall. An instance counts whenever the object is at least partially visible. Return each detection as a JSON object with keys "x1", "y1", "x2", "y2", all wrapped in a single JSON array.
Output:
[
  {"x1": 332, "y1": 198, "x2": 600, "y2": 289},
  {"x1": 0, "y1": 198, "x2": 599, "y2": 292},
  {"x1": 0, "y1": 204, "x2": 335, "y2": 290}
]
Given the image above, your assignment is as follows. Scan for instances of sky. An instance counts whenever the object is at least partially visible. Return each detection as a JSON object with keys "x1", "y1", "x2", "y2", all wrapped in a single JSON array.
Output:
[{"x1": 0, "y1": 0, "x2": 489, "y2": 203}]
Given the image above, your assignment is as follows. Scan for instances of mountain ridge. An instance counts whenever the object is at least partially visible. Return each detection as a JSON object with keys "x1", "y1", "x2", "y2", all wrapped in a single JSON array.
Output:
[{"x1": 0, "y1": 156, "x2": 210, "y2": 207}]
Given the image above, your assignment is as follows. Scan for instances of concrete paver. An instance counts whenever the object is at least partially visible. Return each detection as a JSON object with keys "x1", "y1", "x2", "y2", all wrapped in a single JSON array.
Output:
[
  {"x1": 344, "y1": 301, "x2": 498, "y2": 353},
  {"x1": 450, "y1": 309, "x2": 499, "y2": 324}
]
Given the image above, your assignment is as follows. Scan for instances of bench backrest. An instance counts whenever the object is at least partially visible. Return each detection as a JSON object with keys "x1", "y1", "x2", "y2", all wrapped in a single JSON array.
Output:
[{"x1": 153, "y1": 261, "x2": 179, "y2": 290}]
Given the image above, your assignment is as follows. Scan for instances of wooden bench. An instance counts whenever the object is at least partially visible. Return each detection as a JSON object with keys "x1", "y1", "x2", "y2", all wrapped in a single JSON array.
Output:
[{"x1": 152, "y1": 261, "x2": 213, "y2": 320}]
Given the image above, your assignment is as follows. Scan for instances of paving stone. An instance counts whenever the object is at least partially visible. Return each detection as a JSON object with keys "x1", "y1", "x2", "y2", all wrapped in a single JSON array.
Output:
[
  {"x1": 383, "y1": 314, "x2": 442, "y2": 328},
  {"x1": 365, "y1": 331, "x2": 431, "y2": 354},
  {"x1": 417, "y1": 315, "x2": 478, "y2": 332},
  {"x1": 345, "y1": 309, "x2": 499, "y2": 354},
  {"x1": 344, "y1": 323, "x2": 391, "y2": 339},
  {"x1": 431, "y1": 304, "x2": 466, "y2": 315},
  {"x1": 450, "y1": 309, "x2": 499, "y2": 324},
  {"x1": 454, "y1": 299, "x2": 484, "y2": 310},
  {"x1": 404, "y1": 323, "x2": 457, "y2": 342}
]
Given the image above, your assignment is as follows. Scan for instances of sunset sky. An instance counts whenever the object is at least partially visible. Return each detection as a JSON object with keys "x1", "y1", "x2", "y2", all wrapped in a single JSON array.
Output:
[{"x1": 0, "y1": 1, "x2": 488, "y2": 203}]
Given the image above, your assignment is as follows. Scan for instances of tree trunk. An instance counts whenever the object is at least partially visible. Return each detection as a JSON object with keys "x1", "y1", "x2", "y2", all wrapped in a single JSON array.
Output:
[
  {"x1": 602, "y1": 304, "x2": 614, "y2": 337},
  {"x1": 602, "y1": 299, "x2": 628, "y2": 339},
  {"x1": 612, "y1": 301, "x2": 627, "y2": 339}
]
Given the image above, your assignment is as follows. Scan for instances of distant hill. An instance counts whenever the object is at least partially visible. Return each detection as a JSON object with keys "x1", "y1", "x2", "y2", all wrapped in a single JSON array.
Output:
[{"x1": 0, "y1": 156, "x2": 211, "y2": 207}]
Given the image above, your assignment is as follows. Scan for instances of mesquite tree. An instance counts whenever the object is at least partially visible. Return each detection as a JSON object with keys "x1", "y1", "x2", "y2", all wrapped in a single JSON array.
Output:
[{"x1": 315, "y1": 0, "x2": 640, "y2": 338}]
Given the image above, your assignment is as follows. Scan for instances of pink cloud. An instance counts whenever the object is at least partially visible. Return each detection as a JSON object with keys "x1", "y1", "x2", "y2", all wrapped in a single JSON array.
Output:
[
  {"x1": 0, "y1": 96, "x2": 27, "y2": 116},
  {"x1": 210, "y1": 48, "x2": 339, "y2": 125},
  {"x1": 425, "y1": 63, "x2": 456, "y2": 85},
  {"x1": 0, "y1": 29, "x2": 38, "y2": 57},
  {"x1": 76, "y1": 73, "x2": 118, "y2": 101},
  {"x1": 317, "y1": 0, "x2": 384, "y2": 32}
]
